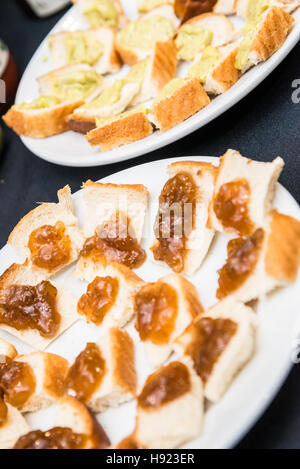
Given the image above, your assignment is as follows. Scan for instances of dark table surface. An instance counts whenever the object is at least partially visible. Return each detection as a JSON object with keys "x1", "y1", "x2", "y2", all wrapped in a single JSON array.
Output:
[{"x1": 0, "y1": 0, "x2": 300, "y2": 450}]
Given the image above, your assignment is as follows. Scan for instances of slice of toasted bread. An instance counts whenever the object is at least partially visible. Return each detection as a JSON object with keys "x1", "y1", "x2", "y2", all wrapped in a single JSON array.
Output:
[
  {"x1": 8, "y1": 185, "x2": 84, "y2": 277},
  {"x1": 37, "y1": 64, "x2": 104, "y2": 102},
  {"x1": 176, "y1": 12, "x2": 235, "y2": 61},
  {"x1": 73, "y1": 0, "x2": 128, "y2": 29},
  {"x1": 68, "y1": 82, "x2": 140, "y2": 134},
  {"x1": 149, "y1": 77, "x2": 210, "y2": 132},
  {"x1": 138, "y1": 0, "x2": 175, "y2": 13},
  {"x1": 75, "y1": 257, "x2": 145, "y2": 328},
  {"x1": 80, "y1": 180, "x2": 149, "y2": 243},
  {"x1": 116, "y1": 5, "x2": 180, "y2": 66},
  {"x1": 236, "y1": 6, "x2": 294, "y2": 73},
  {"x1": 0, "y1": 261, "x2": 78, "y2": 350},
  {"x1": 213, "y1": 0, "x2": 237, "y2": 14},
  {"x1": 2, "y1": 99, "x2": 83, "y2": 138},
  {"x1": 67, "y1": 328, "x2": 136, "y2": 412},
  {"x1": 151, "y1": 161, "x2": 217, "y2": 276},
  {"x1": 12, "y1": 352, "x2": 69, "y2": 413},
  {"x1": 86, "y1": 107, "x2": 153, "y2": 151},
  {"x1": 49, "y1": 27, "x2": 121, "y2": 75},
  {"x1": 208, "y1": 149, "x2": 284, "y2": 235},
  {"x1": 189, "y1": 43, "x2": 241, "y2": 95},
  {"x1": 236, "y1": 0, "x2": 300, "y2": 18},
  {"x1": 217, "y1": 210, "x2": 300, "y2": 302},
  {"x1": 0, "y1": 404, "x2": 30, "y2": 449},
  {"x1": 0, "y1": 338, "x2": 17, "y2": 361},
  {"x1": 175, "y1": 0, "x2": 220, "y2": 22},
  {"x1": 175, "y1": 296, "x2": 257, "y2": 402},
  {"x1": 135, "y1": 359, "x2": 203, "y2": 449},
  {"x1": 135, "y1": 273, "x2": 204, "y2": 368}
]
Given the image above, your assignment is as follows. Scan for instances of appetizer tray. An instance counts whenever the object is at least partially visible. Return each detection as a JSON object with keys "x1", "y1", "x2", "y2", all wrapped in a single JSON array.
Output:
[
  {"x1": 15, "y1": 2, "x2": 300, "y2": 167},
  {"x1": 0, "y1": 156, "x2": 300, "y2": 449}
]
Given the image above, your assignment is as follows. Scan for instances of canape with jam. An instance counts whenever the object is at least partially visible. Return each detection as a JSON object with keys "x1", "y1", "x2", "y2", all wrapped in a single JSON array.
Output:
[
  {"x1": 14, "y1": 427, "x2": 87, "y2": 450},
  {"x1": 0, "y1": 361, "x2": 36, "y2": 409}
]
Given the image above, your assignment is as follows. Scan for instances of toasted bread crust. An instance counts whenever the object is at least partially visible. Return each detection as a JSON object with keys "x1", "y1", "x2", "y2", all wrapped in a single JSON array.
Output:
[
  {"x1": 86, "y1": 112, "x2": 153, "y2": 151},
  {"x1": 151, "y1": 78, "x2": 210, "y2": 132},
  {"x1": 208, "y1": 46, "x2": 241, "y2": 93},
  {"x1": 115, "y1": 40, "x2": 140, "y2": 66},
  {"x1": 0, "y1": 338, "x2": 17, "y2": 361},
  {"x1": 68, "y1": 118, "x2": 96, "y2": 134},
  {"x1": 175, "y1": 275, "x2": 204, "y2": 318},
  {"x1": 151, "y1": 39, "x2": 178, "y2": 91},
  {"x1": 168, "y1": 160, "x2": 218, "y2": 178},
  {"x1": 250, "y1": 6, "x2": 294, "y2": 61},
  {"x1": 3, "y1": 101, "x2": 83, "y2": 138},
  {"x1": 112, "y1": 328, "x2": 137, "y2": 395},
  {"x1": 266, "y1": 210, "x2": 300, "y2": 282}
]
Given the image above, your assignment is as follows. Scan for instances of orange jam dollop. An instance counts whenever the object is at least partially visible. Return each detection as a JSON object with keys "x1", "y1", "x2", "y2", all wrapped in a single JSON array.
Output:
[
  {"x1": 186, "y1": 317, "x2": 238, "y2": 383},
  {"x1": 66, "y1": 343, "x2": 106, "y2": 403},
  {"x1": 153, "y1": 172, "x2": 197, "y2": 273},
  {"x1": 28, "y1": 221, "x2": 72, "y2": 271},
  {"x1": 217, "y1": 228, "x2": 265, "y2": 299},
  {"x1": 213, "y1": 179, "x2": 254, "y2": 236},
  {"x1": 77, "y1": 276, "x2": 119, "y2": 325},
  {"x1": 135, "y1": 282, "x2": 178, "y2": 345},
  {"x1": 0, "y1": 361, "x2": 36, "y2": 408},
  {"x1": 138, "y1": 362, "x2": 191, "y2": 410},
  {"x1": 14, "y1": 427, "x2": 87, "y2": 450},
  {"x1": 0, "y1": 281, "x2": 61, "y2": 338},
  {"x1": 81, "y1": 213, "x2": 146, "y2": 269},
  {"x1": 0, "y1": 396, "x2": 8, "y2": 427}
]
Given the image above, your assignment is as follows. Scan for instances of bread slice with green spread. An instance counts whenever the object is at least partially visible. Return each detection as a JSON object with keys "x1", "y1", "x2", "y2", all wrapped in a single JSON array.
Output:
[
  {"x1": 188, "y1": 43, "x2": 241, "y2": 95},
  {"x1": 49, "y1": 27, "x2": 121, "y2": 75},
  {"x1": 2, "y1": 96, "x2": 83, "y2": 139},
  {"x1": 175, "y1": 12, "x2": 236, "y2": 61},
  {"x1": 116, "y1": 4, "x2": 180, "y2": 66},
  {"x1": 235, "y1": 5, "x2": 294, "y2": 73},
  {"x1": 138, "y1": 0, "x2": 174, "y2": 13},
  {"x1": 72, "y1": 0, "x2": 128, "y2": 29},
  {"x1": 86, "y1": 106, "x2": 153, "y2": 151},
  {"x1": 37, "y1": 64, "x2": 104, "y2": 102},
  {"x1": 236, "y1": 0, "x2": 300, "y2": 18},
  {"x1": 149, "y1": 77, "x2": 210, "y2": 132}
]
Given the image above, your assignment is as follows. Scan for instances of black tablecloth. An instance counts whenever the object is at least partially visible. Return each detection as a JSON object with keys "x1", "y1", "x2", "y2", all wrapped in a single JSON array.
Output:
[{"x1": 0, "y1": 0, "x2": 300, "y2": 449}]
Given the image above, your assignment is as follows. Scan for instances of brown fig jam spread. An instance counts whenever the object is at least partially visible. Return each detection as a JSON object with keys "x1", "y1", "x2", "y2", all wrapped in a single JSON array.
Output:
[
  {"x1": 14, "y1": 427, "x2": 87, "y2": 449},
  {"x1": 0, "y1": 396, "x2": 7, "y2": 427},
  {"x1": 77, "y1": 276, "x2": 119, "y2": 325},
  {"x1": 135, "y1": 282, "x2": 178, "y2": 345},
  {"x1": 0, "y1": 361, "x2": 36, "y2": 408},
  {"x1": 0, "y1": 281, "x2": 61, "y2": 338},
  {"x1": 186, "y1": 317, "x2": 238, "y2": 383},
  {"x1": 217, "y1": 228, "x2": 265, "y2": 299},
  {"x1": 81, "y1": 212, "x2": 146, "y2": 269},
  {"x1": 66, "y1": 343, "x2": 106, "y2": 403},
  {"x1": 213, "y1": 179, "x2": 254, "y2": 236},
  {"x1": 152, "y1": 172, "x2": 197, "y2": 273},
  {"x1": 28, "y1": 221, "x2": 72, "y2": 271},
  {"x1": 138, "y1": 362, "x2": 191, "y2": 410}
]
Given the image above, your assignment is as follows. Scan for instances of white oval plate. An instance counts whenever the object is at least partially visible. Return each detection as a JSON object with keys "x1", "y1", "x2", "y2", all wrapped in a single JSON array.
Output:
[
  {"x1": 15, "y1": 2, "x2": 300, "y2": 167},
  {"x1": 0, "y1": 156, "x2": 300, "y2": 449}
]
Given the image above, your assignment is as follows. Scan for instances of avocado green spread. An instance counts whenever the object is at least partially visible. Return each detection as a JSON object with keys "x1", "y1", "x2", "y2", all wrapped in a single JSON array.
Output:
[
  {"x1": 96, "y1": 105, "x2": 147, "y2": 127},
  {"x1": 119, "y1": 16, "x2": 175, "y2": 51},
  {"x1": 138, "y1": 0, "x2": 174, "y2": 13},
  {"x1": 188, "y1": 46, "x2": 222, "y2": 83},
  {"x1": 16, "y1": 96, "x2": 62, "y2": 111},
  {"x1": 84, "y1": 0, "x2": 118, "y2": 28},
  {"x1": 124, "y1": 60, "x2": 149, "y2": 86},
  {"x1": 175, "y1": 24, "x2": 213, "y2": 62},
  {"x1": 82, "y1": 80, "x2": 124, "y2": 109},
  {"x1": 52, "y1": 69, "x2": 103, "y2": 100},
  {"x1": 154, "y1": 78, "x2": 185, "y2": 103},
  {"x1": 64, "y1": 32, "x2": 104, "y2": 66},
  {"x1": 235, "y1": 0, "x2": 269, "y2": 70}
]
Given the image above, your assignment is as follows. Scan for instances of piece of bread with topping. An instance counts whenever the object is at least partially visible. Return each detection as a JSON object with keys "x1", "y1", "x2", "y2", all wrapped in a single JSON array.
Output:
[
  {"x1": 49, "y1": 27, "x2": 121, "y2": 75},
  {"x1": 236, "y1": 0, "x2": 300, "y2": 19},
  {"x1": 66, "y1": 328, "x2": 137, "y2": 412},
  {"x1": 72, "y1": 0, "x2": 128, "y2": 30},
  {"x1": 213, "y1": 0, "x2": 237, "y2": 15},
  {"x1": 74, "y1": 257, "x2": 145, "y2": 328},
  {"x1": 135, "y1": 359, "x2": 204, "y2": 449},
  {"x1": 2, "y1": 97, "x2": 83, "y2": 139},
  {"x1": 175, "y1": 296, "x2": 257, "y2": 402},
  {"x1": 138, "y1": 0, "x2": 175, "y2": 13},
  {"x1": 151, "y1": 161, "x2": 217, "y2": 276},
  {"x1": 116, "y1": 5, "x2": 180, "y2": 66},
  {"x1": 216, "y1": 210, "x2": 300, "y2": 302},
  {"x1": 0, "y1": 338, "x2": 17, "y2": 362},
  {"x1": 0, "y1": 260, "x2": 78, "y2": 350},
  {"x1": 0, "y1": 404, "x2": 30, "y2": 449},
  {"x1": 135, "y1": 273, "x2": 204, "y2": 368},
  {"x1": 208, "y1": 149, "x2": 284, "y2": 236},
  {"x1": 149, "y1": 77, "x2": 210, "y2": 132},
  {"x1": 8, "y1": 185, "x2": 84, "y2": 277}
]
